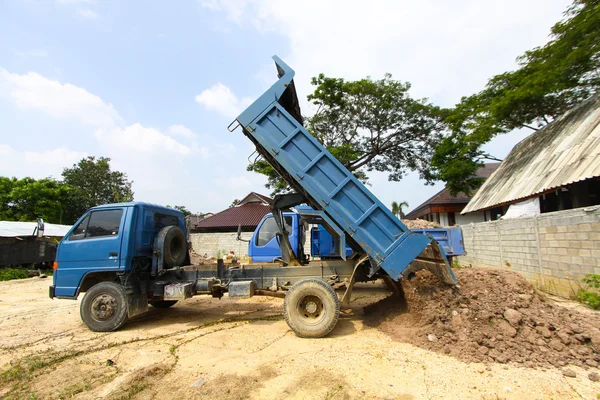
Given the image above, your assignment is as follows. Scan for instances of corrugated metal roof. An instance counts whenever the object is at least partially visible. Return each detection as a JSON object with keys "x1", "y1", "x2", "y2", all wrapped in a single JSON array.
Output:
[
  {"x1": 0, "y1": 221, "x2": 72, "y2": 238},
  {"x1": 405, "y1": 163, "x2": 500, "y2": 219},
  {"x1": 463, "y1": 95, "x2": 600, "y2": 213}
]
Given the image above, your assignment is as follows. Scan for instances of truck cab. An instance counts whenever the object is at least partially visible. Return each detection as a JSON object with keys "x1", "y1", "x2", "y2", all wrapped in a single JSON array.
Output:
[
  {"x1": 248, "y1": 212, "x2": 306, "y2": 263},
  {"x1": 51, "y1": 202, "x2": 186, "y2": 299}
]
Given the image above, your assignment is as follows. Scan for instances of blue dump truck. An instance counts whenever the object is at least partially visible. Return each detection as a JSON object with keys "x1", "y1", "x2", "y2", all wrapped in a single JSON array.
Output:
[
  {"x1": 50, "y1": 56, "x2": 457, "y2": 338},
  {"x1": 247, "y1": 208, "x2": 465, "y2": 263}
]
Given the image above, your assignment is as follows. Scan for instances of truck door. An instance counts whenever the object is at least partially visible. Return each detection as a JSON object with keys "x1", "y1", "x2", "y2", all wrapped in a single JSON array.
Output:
[
  {"x1": 55, "y1": 207, "x2": 126, "y2": 297},
  {"x1": 251, "y1": 215, "x2": 295, "y2": 262}
]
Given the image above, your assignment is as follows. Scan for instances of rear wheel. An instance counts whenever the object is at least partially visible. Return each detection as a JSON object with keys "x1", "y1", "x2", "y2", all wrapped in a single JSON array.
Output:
[
  {"x1": 150, "y1": 300, "x2": 178, "y2": 308},
  {"x1": 284, "y1": 278, "x2": 340, "y2": 338},
  {"x1": 80, "y1": 282, "x2": 129, "y2": 332}
]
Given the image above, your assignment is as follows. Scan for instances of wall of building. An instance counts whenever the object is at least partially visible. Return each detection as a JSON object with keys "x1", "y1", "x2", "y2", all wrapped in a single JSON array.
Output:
[
  {"x1": 439, "y1": 212, "x2": 449, "y2": 226},
  {"x1": 457, "y1": 206, "x2": 600, "y2": 298},
  {"x1": 456, "y1": 211, "x2": 485, "y2": 225},
  {"x1": 189, "y1": 232, "x2": 253, "y2": 258}
]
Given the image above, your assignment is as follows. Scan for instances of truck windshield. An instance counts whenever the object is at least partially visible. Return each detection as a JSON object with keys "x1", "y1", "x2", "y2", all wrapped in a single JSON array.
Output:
[{"x1": 256, "y1": 216, "x2": 293, "y2": 246}]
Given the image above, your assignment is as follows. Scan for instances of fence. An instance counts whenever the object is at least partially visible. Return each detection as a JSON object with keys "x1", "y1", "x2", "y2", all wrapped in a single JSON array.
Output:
[{"x1": 457, "y1": 206, "x2": 600, "y2": 298}]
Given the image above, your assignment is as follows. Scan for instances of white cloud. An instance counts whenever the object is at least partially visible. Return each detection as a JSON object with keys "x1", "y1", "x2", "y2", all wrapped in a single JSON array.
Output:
[
  {"x1": 195, "y1": 82, "x2": 253, "y2": 119},
  {"x1": 77, "y1": 8, "x2": 99, "y2": 19},
  {"x1": 95, "y1": 123, "x2": 193, "y2": 155},
  {"x1": 167, "y1": 124, "x2": 197, "y2": 139},
  {"x1": 204, "y1": 0, "x2": 570, "y2": 108},
  {"x1": 0, "y1": 68, "x2": 121, "y2": 127},
  {"x1": 200, "y1": 0, "x2": 250, "y2": 24},
  {"x1": 0, "y1": 145, "x2": 87, "y2": 179}
]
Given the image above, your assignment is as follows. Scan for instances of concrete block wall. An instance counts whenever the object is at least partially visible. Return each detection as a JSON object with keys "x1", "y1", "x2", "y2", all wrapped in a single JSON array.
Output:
[
  {"x1": 458, "y1": 206, "x2": 600, "y2": 298},
  {"x1": 189, "y1": 232, "x2": 253, "y2": 258}
]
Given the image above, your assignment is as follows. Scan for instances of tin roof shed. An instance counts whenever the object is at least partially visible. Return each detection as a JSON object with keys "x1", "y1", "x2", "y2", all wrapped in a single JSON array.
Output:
[{"x1": 462, "y1": 95, "x2": 600, "y2": 214}]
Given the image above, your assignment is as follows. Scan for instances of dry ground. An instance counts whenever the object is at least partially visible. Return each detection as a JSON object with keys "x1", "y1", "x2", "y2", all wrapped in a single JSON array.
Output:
[{"x1": 0, "y1": 276, "x2": 599, "y2": 399}]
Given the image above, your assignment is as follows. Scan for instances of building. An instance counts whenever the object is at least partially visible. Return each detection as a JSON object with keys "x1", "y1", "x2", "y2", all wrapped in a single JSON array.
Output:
[
  {"x1": 189, "y1": 192, "x2": 272, "y2": 257},
  {"x1": 462, "y1": 94, "x2": 600, "y2": 217},
  {"x1": 405, "y1": 163, "x2": 500, "y2": 225}
]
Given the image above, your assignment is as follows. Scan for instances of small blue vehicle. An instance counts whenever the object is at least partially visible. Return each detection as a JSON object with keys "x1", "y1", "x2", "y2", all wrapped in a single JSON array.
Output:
[{"x1": 51, "y1": 57, "x2": 457, "y2": 337}]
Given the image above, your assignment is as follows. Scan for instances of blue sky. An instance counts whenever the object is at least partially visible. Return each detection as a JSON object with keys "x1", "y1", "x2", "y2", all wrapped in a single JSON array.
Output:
[{"x1": 0, "y1": 0, "x2": 571, "y2": 215}]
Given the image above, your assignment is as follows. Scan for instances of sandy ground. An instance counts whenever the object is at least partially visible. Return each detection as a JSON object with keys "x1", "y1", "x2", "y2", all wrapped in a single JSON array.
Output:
[{"x1": 0, "y1": 277, "x2": 599, "y2": 399}]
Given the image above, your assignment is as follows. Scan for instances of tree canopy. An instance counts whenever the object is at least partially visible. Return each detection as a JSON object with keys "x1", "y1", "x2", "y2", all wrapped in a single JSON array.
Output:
[
  {"x1": 248, "y1": 73, "x2": 444, "y2": 195},
  {"x1": 0, "y1": 157, "x2": 135, "y2": 225},
  {"x1": 0, "y1": 177, "x2": 80, "y2": 224},
  {"x1": 62, "y1": 156, "x2": 134, "y2": 211},
  {"x1": 167, "y1": 205, "x2": 192, "y2": 216},
  {"x1": 432, "y1": 0, "x2": 600, "y2": 195}
]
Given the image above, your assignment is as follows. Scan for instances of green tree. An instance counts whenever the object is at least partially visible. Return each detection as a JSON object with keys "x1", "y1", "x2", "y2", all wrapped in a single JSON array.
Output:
[
  {"x1": 167, "y1": 205, "x2": 192, "y2": 216},
  {"x1": 248, "y1": 73, "x2": 443, "y2": 195},
  {"x1": 391, "y1": 201, "x2": 409, "y2": 219},
  {"x1": 230, "y1": 199, "x2": 241, "y2": 207},
  {"x1": 0, "y1": 177, "x2": 80, "y2": 224},
  {"x1": 62, "y1": 156, "x2": 133, "y2": 212},
  {"x1": 432, "y1": 0, "x2": 600, "y2": 194}
]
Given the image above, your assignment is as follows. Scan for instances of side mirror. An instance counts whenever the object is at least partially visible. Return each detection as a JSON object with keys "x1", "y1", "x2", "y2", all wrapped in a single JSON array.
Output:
[{"x1": 236, "y1": 224, "x2": 250, "y2": 242}]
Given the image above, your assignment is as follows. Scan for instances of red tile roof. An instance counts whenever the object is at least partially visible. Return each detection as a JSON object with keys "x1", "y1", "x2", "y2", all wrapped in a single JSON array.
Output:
[{"x1": 193, "y1": 192, "x2": 273, "y2": 231}]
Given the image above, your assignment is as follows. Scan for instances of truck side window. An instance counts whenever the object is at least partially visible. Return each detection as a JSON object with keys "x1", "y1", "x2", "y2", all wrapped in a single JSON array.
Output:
[
  {"x1": 154, "y1": 213, "x2": 178, "y2": 230},
  {"x1": 256, "y1": 216, "x2": 293, "y2": 246},
  {"x1": 69, "y1": 215, "x2": 90, "y2": 241},
  {"x1": 86, "y1": 210, "x2": 123, "y2": 238}
]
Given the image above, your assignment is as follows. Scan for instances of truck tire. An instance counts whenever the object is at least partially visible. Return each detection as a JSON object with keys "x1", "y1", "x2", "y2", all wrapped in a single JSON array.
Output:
[
  {"x1": 80, "y1": 282, "x2": 129, "y2": 332},
  {"x1": 150, "y1": 300, "x2": 178, "y2": 308},
  {"x1": 161, "y1": 225, "x2": 187, "y2": 267},
  {"x1": 284, "y1": 278, "x2": 340, "y2": 338}
]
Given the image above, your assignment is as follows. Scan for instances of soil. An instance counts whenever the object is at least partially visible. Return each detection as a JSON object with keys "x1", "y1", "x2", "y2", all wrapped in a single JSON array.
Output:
[
  {"x1": 366, "y1": 268, "x2": 600, "y2": 370},
  {"x1": 402, "y1": 219, "x2": 442, "y2": 229},
  {"x1": 1, "y1": 274, "x2": 600, "y2": 399},
  {"x1": 189, "y1": 249, "x2": 216, "y2": 265}
]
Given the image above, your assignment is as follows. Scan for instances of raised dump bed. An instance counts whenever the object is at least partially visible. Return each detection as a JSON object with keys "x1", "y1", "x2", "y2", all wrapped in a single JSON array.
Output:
[{"x1": 234, "y1": 56, "x2": 456, "y2": 285}]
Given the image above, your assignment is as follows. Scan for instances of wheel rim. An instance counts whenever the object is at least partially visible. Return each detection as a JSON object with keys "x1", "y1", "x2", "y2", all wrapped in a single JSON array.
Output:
[
  {"x1": 296, "y1": 294, "x2": 325, "y2": 325},
  {"x1": 90, "y1": 294, "x2": 118, "y2": 322}
]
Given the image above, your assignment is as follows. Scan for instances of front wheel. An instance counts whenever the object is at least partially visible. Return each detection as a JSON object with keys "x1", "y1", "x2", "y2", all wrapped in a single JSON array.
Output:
[
  {"x1": 283, "y1": 278, "x2": 340, "y2": 338},
  {"x1": 80, "y1": 282, "x2": 129, "y2": 332}
]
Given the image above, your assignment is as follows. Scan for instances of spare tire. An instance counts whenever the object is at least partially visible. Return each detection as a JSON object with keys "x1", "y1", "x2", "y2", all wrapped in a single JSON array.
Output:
[{"x1": 159, "y1": 225, "x2": 187, "y2": 267}]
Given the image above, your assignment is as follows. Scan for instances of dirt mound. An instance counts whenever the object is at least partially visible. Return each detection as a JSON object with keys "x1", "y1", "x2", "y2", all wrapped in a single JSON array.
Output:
[
  {"x1": 402, "y1": 219, "x2": 442, "y2": 228},
  {"x1": 189, "y1": 249, "x2": 216, "y2": 265},
  {"x1": 365, "y1": 268, "x2": 600, "y2": 369}
]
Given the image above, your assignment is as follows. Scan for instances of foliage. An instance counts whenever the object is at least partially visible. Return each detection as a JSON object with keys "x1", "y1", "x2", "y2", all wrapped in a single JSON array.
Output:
[
  {"x1": 432, "y1": 0, "x2": 600, "y2": 195},
  {"x1": 167, "y1": 205, "x2": 192, "y2": 216},
  {"x1": 230, "y1": 199, "x2": 241, "y2": 207},
  {"x1": 62, "y1": 156, "x2": 133, "y2": 212},
  {"x1": 248, "y1": 73, "x2": 444, "y2": 195},
  {"x1": 391, "y1": 201, "x2": 409, "y2": 219},
  {"x1": 0, "y1": 177, "x2": 81, "y2": 224},
  {"x1": 576, "y1": 273, "x2": 600, "y2": 310},
  {"x1": 0, "y1": 268, "x2": 29, "y2": 282}
]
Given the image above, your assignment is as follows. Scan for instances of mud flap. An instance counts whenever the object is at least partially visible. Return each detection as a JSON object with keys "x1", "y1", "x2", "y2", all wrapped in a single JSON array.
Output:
[{"x1": 127, "y1": 293, "x2": 148, "y2": 318}]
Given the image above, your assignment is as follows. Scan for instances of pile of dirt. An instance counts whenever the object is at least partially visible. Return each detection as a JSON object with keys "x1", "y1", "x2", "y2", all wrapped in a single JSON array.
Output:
[
  {"x1": 402, "y1": 219, "x2": 442, "y2": 229},
  {"x1": 189, "y1": 249, "x2": 216, "y2": 265},
  {"x1": 365, "y1": 268, "x2": 600, "y2": 369}
]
